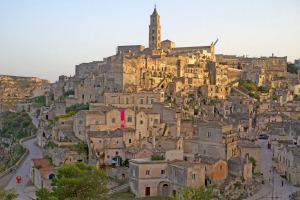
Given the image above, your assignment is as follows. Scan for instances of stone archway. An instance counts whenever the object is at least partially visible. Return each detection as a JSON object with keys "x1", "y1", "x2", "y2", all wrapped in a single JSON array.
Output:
[
  {"x1": 162, "y1": 184, "x2": 169, "y2": 196},
  {"x1": 49, "y1": 173, "x2": 55, "y2": 180},
  {"x1": 157, "y1": 181, "x2": 170, "y2": 197}
]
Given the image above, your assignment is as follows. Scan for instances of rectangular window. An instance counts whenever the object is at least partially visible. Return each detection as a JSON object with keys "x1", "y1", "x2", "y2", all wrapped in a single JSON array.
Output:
[
  {"x1": 129, "y1": 139, "x2": 131, "y2": 144},
  {"x1": 161, "y1": 170, "x2": 165, "y2": 175},
  {"x1": 140, "y1": 99, "x2": 144, "y2": 104},
  {"x1": 220, "y1": 165, "x2": 223, "y2": 171},
  {"x1": 127, "y1": 117, "x2": 132, "y2": 122},
  {"x1": 146, "y1": 170, "x2": 150, "y2": 176},
  {"x1": 112, "y1": 98, "x2": 116, "y2": 104},
  {"x1": 112, "y1": 118, "x2": 115, "y2": 123},
  {"x1": 140, "y1": 120, "x2": 143, "y2": 125},
  {"x1": 154, "y1": 119, "x2": 158, "y2": 124},
  {"x1": 116, "y1": 151, "x2": 118, "y2": 155},
  {"x1": 126, "y1": 98, "x2": 129, "y2": 104},
  {"x1": 150, "y1": 98, "x2": 155, "y2": 104},
  {"x1": 207, "y1": 132, "x2": 211, "y2": 138},
  {"x1": 192, "y1": 174, "x2": 196, "y2": 180}
]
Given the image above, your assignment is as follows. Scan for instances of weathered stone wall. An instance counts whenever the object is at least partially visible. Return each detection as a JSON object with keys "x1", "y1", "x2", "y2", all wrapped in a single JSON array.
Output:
[
  {"x1": 75, "y1": 61, "x2": 104, "y2": 78},
  {"x1": 238, "y1": 146, "x2": 261, "y2": 173},
  {"x1": 106, "y1": 166, "x2": 129, "y2": 180}
]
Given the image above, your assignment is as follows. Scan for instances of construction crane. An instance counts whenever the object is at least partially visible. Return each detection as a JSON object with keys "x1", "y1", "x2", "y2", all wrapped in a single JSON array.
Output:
[{"x1": 214, "y1": 38, "x2": 219, "y2": 46}]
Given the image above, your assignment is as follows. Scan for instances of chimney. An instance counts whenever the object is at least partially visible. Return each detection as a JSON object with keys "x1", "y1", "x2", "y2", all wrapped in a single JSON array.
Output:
[
  {"x1": 175, "y1": 111, "x2": 181, "y2": 138},
  {"x1": 245, "y1": 154, "x2": 249, "y2": 164},
  {"x1": 152, "y1": 135, "x2": 156, "y2": 148}
]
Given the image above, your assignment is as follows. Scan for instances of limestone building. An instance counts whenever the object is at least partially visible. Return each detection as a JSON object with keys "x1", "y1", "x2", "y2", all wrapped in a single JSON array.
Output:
[
  {"x1": 276, "y1": 145, "x2": 300, "y2": 186},
  {"x1": 129, "y1": 157, "x2": 205, "y2": 198},
  {"x1": 198, "y1": 121, "x2": 237, "y2": 160}
]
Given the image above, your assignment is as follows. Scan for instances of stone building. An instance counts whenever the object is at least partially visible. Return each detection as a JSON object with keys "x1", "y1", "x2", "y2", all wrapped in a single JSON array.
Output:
[
  {"x1": 67, "y1": 76, "x2": 97, "y2": 106},
  {"x1": 237, "y1": 140, "x2": 261, "y2": 173},
  {"x1": 197, "y1": 156, "x2": 228, "y2": 182},
  {"x1": 73, "y1": 110, "x2": 105, "y2": 141},
  {"x1": 88, "y1": 129, "x2": 130, "y2": 167},
  {"x1": 216, "y1": 54, "x2": 287, "y2": 80},
  {"x1": 243, "y1": 66, "x2": 266, "y2": 86},
  {"x1": 75, "y1": 61, "x2": 105, "y2": 79},
  {"x1": 104, "y1": 90, "x2": 164, "y2": 109},
  {"x1": 228, "y1": 156, "x2": 252, "y2": 181},
  {"x1": 276, "y1": 145, "x2": 300, "y2": 186},
  {"x1": 152, "y1": 102, "x2": 181, "y2": 139},
  {"x1": 45, "y1": 147, "x2": 87, "y2": 166},
  {"x1": 129, "y1": 158, "x2": 169, "y2": 198},
  {"x1": 74, "y1": 105, "x2": 165, "y2": 141},
  {"x1": 87, "y1": 6, "x2": 221, "y2": 95},
  {"x1": 30, "y1": 159, "x2": 57, "y2": 190},
  {"x1": 168, "y1": 160, "x2": 205, "y2": 194},
  {"x1": 129, "y1": 157, "x2": 205, "y2": 198},
  {"x1": 200, "y1": 84, "x2": 228, "y2": 99},
  {"x1": 198, "y1": 121, "x2": 237, "y2": 160},
  {"x1": 256, "y1": 111, "x2": 287, "y2": 130}
]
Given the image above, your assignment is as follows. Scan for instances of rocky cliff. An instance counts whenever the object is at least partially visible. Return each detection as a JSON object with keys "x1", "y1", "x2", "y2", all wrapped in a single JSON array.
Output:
[{"x1": 0, "y1": 75, "x2": 49, "y2": 108}]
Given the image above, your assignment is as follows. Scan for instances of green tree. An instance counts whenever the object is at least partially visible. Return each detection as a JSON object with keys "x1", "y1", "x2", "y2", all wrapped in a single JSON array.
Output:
[
  {"x1": 36, "y1": 188, "x2": 56, "y2": 200},
  {"x1": 258, "y1": 85, "x2": 271, "y2": 93},
  {"x1": 0, "y1": 186, "x2": 18, "y2": 200},
  {"x1": 51, "y1": 162, "x2": 108, "y2": 200},
  {"x1": 287, "y1": 63, "x2": 298, "y2": 74},
  {"x1": 168, "y1": 185, "x2": 216, "y2": 200},
  {"x1": 248, "y1": 156, "x2": 257, "y2": 173}
]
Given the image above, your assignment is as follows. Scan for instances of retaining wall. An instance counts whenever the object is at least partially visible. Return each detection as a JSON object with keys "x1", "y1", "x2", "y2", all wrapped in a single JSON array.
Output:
[{"x1": 0, "y1": 134, "x2": 37, "y2": 178}]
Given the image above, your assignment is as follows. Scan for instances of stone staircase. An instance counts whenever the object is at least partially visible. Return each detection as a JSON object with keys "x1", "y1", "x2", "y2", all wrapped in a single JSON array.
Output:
[
  {"x1": 108, "y1": 183, "x2": 130, "y2": 195},
  {"x1": 219, "y1": 175, "x2": 237, "y2": 194}
]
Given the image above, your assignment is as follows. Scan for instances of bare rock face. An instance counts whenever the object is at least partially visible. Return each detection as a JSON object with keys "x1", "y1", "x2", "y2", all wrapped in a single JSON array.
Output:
[{"x1": 0, "y1": 75, "x2": 49, "y2": 108}]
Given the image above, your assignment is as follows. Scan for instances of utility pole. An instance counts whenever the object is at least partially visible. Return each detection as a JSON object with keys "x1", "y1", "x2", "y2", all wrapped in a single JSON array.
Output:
[
  {"x1": 271, "y1": 167, "x2": 275, "y2": 199},
  {"x1": 271, "y1": 167, "x2": 274, "y2": 199}
]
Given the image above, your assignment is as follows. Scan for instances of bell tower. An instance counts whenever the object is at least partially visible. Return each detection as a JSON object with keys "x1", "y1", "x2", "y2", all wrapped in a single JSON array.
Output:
[{"x1": 149, "y1": 5, "x2": 161, "y2": 50}]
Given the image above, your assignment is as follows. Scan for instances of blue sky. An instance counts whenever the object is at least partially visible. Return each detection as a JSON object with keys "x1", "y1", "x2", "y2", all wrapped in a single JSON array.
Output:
[{"x1": 0, "y1": 0, "x2": 299, "y2": 82}]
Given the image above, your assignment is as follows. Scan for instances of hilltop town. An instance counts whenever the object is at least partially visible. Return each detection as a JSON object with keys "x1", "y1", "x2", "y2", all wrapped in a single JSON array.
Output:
[{"x1": 1, "y1": 6, "x2": 300, "y2": 200}]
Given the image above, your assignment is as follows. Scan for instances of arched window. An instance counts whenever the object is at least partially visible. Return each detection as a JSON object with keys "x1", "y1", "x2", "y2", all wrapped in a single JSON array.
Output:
[{"x1": 49, "y1": 174, "x2": 55, "y2": 180}]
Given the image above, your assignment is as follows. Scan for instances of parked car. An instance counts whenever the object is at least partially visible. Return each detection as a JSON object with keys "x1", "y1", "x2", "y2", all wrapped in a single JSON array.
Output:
[{"x1": 259, "y1": 134, "x2": 269, "y2": 139}]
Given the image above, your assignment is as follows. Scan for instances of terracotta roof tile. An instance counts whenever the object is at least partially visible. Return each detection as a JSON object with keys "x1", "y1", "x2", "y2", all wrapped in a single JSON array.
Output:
[{"x1": 32, "y1": 159, "x2": 50, "y2": 166}]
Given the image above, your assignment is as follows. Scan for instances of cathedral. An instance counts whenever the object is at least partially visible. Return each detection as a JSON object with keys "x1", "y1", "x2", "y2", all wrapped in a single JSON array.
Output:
[{"x1": 75, "y1": 6, "x2": 225, "y2": 98}]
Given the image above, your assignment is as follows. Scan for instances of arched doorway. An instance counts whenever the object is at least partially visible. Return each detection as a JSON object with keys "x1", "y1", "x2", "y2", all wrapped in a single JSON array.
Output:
[
  {"x1": 162, "y1": 184, "x2": 169, "y2": 196},
  {"x1": 49, "y1": 174, "x2": 55, "y2": 180},
  {"x1": 158, "y1": 181, "x2": 169, "y2": 197}
]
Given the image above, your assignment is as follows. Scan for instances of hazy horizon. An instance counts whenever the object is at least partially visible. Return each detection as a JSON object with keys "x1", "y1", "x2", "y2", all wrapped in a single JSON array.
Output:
[{"x1": 1, "y1": 0, "x2": 299, "y2": 83}]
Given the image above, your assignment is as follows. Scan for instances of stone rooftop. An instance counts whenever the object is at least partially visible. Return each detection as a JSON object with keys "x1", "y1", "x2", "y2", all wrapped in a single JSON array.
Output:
[
  {"x1": 199, "y1": 156, "x2": 223, "y2": 165},
  {"x1": 238, "y1": 140, "x2": 260, "y2": 148},
  {"x1": 169, "y1": 160, "x2": 199, "y2": 168},
  {"x1": 287, "y1": 146, "x2": 300, "y2": 156}
]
